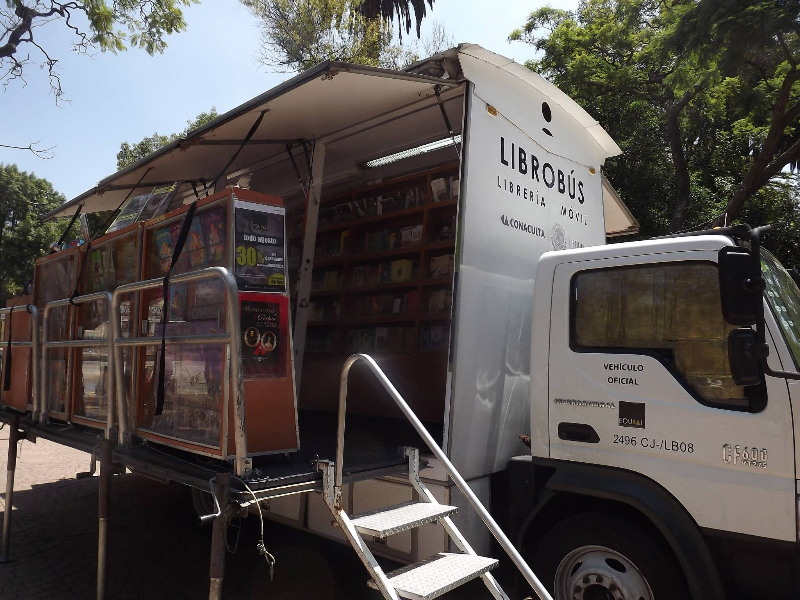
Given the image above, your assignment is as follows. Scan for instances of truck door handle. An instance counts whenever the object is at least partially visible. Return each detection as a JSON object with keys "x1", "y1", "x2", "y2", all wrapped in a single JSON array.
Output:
[{"x1": 558, "y1": 422, "x2": 600, "y2": 444}]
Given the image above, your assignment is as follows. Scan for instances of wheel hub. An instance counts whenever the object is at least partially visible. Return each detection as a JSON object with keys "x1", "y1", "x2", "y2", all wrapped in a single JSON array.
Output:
[{"x1": 554, "y1": 545, "x2": 654, "y2": 600}]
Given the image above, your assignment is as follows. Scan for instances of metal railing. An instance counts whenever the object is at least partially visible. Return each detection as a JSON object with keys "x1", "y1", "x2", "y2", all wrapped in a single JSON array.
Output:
[
  {"x1": 42, "y1": 292, "x2": 113, "y2": 436},
  {"x1": 334, "y1": 353, "x2": 553, "y2": 600},
  {"x1": 0, "y1": 304, "x2": 40, "y2": 418},
  {"x1": 110, "y1": 266, "x2": 250, "y2": 476}
]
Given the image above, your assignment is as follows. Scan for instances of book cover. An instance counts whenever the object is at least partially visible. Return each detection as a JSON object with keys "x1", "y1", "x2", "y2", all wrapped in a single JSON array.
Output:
[
  {"x1": 187, "y1": 218, "x2": 208, "y2": 268},
  {"x1": 154, "y1": 226, "x2": 173, "y2": 274},
  {"x1": 90, "y1": 249, "x2": 104, "y2": 291},
  {"x1": 411, "y1": 224, "x2": 423, "y2": 245},
  {"x1": 431, "y1": 178, "x2": 448, "y2": 202},
  {"x1": 168, "y1": 283, "x2": 187, "y2": 322},
  {"x1": 400, "y1": 226, "x2": 412, "y2": 247},
  {"x1": 200, "y1": 209, "x2": 226, "y2": 263}
]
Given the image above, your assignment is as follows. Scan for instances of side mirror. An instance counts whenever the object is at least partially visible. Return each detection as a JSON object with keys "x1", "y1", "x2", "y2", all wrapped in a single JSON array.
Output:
[
  {"x1": 718, "y1": 246, "x2": 760, "y2": 325},
  {"x1": 728, "y1": 328, "x2": 765, "y2": 386}
]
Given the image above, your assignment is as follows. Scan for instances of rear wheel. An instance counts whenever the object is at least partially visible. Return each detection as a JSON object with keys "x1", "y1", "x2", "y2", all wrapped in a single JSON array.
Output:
[{"x1": 531, "y1": 512, "x2": 689, "y2": 600}]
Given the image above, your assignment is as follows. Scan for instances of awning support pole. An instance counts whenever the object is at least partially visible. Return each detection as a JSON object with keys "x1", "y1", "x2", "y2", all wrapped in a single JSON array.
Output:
[
  {"x1": 0, "y1": 413, "x2": 20, "y2": 564},
  {"x1": 434, "y1": 85, "x2": 461, "y2": 162},
  {"x1": 292, "y1": 142, "x2": 326, "y2": 388},
  {"x1": 96, "y1": 434, "x2": 113, "y2": 600},
  {"x1": 208, "y1": 473, "x2": 231, "y2": 600}
]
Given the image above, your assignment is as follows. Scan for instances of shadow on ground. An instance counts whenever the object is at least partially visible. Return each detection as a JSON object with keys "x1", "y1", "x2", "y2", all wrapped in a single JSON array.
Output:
[{"x1": 1, "y1": 472, "x2": 522, "y2": 599}]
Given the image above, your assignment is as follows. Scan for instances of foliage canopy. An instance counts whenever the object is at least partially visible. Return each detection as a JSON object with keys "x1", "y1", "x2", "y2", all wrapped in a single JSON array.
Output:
[
  {"x1": 116, "y1": 108, "x2": 219, "y2": 170},
  {"x1": 0, "y1": 164, "x2": 70, "y2": 303},
  {"x1": 1, "y1": 0, "x2": 196, "y2": 102},
  {"x1": 510, "y1": 0, "x2": 800, "y2": 266}
]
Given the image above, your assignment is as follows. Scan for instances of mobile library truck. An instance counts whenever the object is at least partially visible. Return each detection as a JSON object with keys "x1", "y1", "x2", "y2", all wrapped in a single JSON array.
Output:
[{"x1": 0, "y1": 45, "x2": 642, "y2": 600}]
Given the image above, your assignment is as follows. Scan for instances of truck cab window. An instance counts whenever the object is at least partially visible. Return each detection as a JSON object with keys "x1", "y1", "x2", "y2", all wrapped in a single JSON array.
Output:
[{"x1": 572, "y1": 262, "x2": 750, "y2": 409}]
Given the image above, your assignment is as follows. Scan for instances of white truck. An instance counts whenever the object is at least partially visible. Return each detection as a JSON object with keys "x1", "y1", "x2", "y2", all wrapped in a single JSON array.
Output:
[{"x1": 5, "y1": 44, "x2": 797, "y2": 600}]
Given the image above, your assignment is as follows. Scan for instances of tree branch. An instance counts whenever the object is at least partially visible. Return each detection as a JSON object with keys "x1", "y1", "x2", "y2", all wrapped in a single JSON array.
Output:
[{"x1": 0, "y1": 141, "x2": 55, "y2": 159}]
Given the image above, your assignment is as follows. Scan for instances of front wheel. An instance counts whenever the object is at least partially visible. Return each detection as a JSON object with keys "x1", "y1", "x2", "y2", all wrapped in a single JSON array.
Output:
[{"x1": 531, "y1": 512, "x2": 689, "y2": 600}]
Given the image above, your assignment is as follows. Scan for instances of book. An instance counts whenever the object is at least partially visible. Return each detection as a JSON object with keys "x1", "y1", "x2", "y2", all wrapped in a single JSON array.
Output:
[
  {"x1": 400, "y1": 226, "x2": 413, "y2": 247},
  {"x1": 90, "y1": 249, "x2": 104, "y2": 291},
  {"x1": 430, "y1": 255, "x2": 452, "y2": 277},
  {"x1": 352, "y1": 266, "x2": 365, "y2": 287},
  {"x1": 411, "y1": 224, "x2": 423, "y2": 245},
  {"x1": 187, "y1": 218, "x2": 208, "y2": 268},
  {"x1": 201, "y1": 209, "x2": 226, "y2": 263},
  {"x1": 451, "y1": 178, "x2": 460, "y2": 198},
  {"x1": 154, "y1": 226, "x2": 173, "y2": 274},
  {"x1": 428, "y1": 290, "x2": 447, "y2": 313},
  {"x1": 405, "y1": 291, "x2": 420, "y2": 315},
  {"x1": 390, "y1": 259, "x2": 413, "y2": 282},
  {"x1": 431, "y1": 178, "x2": 448, "y2": 202}
]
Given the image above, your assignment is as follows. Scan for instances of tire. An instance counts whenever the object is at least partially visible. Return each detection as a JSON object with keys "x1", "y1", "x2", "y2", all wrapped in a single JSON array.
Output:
[{"x1": 531, "y1": 511, "x2": 689, "y2": 600}]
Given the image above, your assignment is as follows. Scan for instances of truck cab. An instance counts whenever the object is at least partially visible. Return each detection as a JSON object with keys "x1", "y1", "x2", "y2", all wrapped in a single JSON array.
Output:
[{"x1": 513, "y1": 231, "x2": 800, "y2": 599}]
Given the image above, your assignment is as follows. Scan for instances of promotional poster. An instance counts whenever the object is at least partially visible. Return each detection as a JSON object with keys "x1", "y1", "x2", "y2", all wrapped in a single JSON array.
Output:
[{"x1": 234, "y1": 200, "x2": 286, "y2": 292}]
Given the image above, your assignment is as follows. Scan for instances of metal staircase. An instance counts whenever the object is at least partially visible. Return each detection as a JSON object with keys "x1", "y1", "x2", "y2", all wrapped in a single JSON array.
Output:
[{"x1": 323, "y1": 354, "x2": 554, "y2": 600}]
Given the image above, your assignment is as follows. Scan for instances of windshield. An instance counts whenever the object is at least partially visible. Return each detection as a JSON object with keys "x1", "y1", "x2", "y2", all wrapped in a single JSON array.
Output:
[{"x1": 761, "y1": 249, "x2": 800, "y2": 370}]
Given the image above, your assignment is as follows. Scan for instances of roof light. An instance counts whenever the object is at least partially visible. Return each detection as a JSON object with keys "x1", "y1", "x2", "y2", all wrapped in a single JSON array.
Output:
[{"x1": 362, "y1": 135, "x2": 461, "y2": 169}]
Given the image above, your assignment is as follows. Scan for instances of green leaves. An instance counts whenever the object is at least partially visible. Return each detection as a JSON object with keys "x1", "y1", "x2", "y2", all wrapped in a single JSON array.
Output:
[
  {"x1": 116, "y1": 107, "x2": 218, "y2": 170},
  {"x1": 84, "y1": 0, "x2": 196, "y2": 55},
  {"x1": 511, "y1": 0, "x2": 800, "y2": 264},
  {"x1": 0, "y1": 164, "x2": 68, "y2": 302}
]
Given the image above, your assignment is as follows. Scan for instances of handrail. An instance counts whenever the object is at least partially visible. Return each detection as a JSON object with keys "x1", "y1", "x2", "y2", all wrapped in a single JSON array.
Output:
[
  {"x1": 335, "y1": 353, "x2": 553, "y2": 600},
  {"x1": 109, "y1": 266, "x2": 250, "y2": 476},
  {"x1": 42, "y1": 292, "x2": 113, "y2": 436},
  {"x1": 0, "y1": 305, "x2": 40, "y2": 420}
]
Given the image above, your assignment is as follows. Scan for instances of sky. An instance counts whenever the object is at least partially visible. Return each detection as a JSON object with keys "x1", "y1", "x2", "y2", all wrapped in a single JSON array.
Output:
[{"x1": 1, "y1": 0, "x2": 578, "y2": 202}]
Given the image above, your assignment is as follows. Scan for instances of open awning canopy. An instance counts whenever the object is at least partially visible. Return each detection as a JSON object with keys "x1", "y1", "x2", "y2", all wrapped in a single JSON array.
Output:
[
  {"x1": 46, "y1": 45, "x2": 638, "y2": 237},
  {"x1": 47, "y1": 61, "x2": 462, "y2": 219}
]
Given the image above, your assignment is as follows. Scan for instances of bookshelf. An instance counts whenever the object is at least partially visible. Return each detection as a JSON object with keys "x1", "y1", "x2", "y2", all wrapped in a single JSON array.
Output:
[{"x1": 288, "y1": 164, "x2": 459, "y2": 420}]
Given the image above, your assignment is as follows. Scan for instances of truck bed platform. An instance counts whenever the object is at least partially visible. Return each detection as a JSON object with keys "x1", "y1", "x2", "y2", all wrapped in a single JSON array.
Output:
[{"x1": 0, "y1": 408, "x2": 441, "y2": 503}]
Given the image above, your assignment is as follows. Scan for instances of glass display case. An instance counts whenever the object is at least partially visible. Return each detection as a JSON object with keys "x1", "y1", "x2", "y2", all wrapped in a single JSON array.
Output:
[
  {"x1": 33, "y1": 248, "x2": 79, "y2": 417},
  {"x1": 72, "y1": 223, "x2": 141, "y2": 427},
  {"x1": 135, "y1": 188, "x2": 298, "y2": 458}
]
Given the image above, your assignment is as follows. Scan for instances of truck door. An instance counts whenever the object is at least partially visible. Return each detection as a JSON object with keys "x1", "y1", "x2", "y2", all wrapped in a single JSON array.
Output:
[{"x1": 547, "y1": 251, "x2": 797, "y2": 542}]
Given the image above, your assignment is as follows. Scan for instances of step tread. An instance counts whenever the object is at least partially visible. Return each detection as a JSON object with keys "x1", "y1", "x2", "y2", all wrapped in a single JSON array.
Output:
[
  {"x1": 350, "y1": 501, "x2": 458, "y2": 538},
  {"x1": 369, "y1": 553, "x2": 498, "y2": 600}
]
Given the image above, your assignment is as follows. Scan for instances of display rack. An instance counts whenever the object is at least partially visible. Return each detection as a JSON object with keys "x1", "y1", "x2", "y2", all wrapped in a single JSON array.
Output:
[
  {"x1": 136, "y1": 188, "x2": 298, "y2": 458},
  {"x1": 33, "y1": 247, "x2": 80, "y2": 418},
  {"x1": 288, "y1": 164, "x2": 459, "y2": 421},
  {"x1": 72, "y1": 222, "x2": 142, "y2": 427}
]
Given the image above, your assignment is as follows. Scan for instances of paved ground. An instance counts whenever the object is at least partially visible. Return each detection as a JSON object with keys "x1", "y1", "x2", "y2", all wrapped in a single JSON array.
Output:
[{"x1": 0, "y1": 427, "x2": 524, "y2": 599}]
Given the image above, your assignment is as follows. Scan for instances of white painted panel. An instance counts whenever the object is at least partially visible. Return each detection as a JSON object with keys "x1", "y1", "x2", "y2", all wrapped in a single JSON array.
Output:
[
  {"x1": 449, "y1": 83, "x2": 607, "y2": 478},
  {"x1": 264, "y1": 494, "x2": 303, "y2": 522},
  {"x1": 548, "y1": 250, "x2": 797, "y2": 541}
]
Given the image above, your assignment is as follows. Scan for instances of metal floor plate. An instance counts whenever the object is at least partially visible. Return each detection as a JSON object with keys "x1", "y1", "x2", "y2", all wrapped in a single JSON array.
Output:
[
  {"x1": 351, "y1": 501, "x2": 458, "y2": 538},
  {"x1": 369, "y1": 553, "x2": 498, "y2": 600}
]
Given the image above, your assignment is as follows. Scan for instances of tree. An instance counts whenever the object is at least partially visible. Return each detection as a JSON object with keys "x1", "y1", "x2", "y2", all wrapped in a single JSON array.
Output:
[
  {"x1": 668, "y1": 0, "x2": 800, "y2": 226},
  {"x1": 242, "y1": 0, "x2": 443, "y2": 72},
  {"x1": 1, "y1": 1, "x2": 197, "y2": 102},
  {"x1": 0, "y1": 164, "x2": 70, "y2": 303},
  {"x1": 510, "y1": 0, "x2": 800, "y2": 242},
  {"x1": 116, "y1": 107, "x2": 218, "y2": 170},
  {"x1": 510, "y1": 0, "x2": 713, "y2": 232}
]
